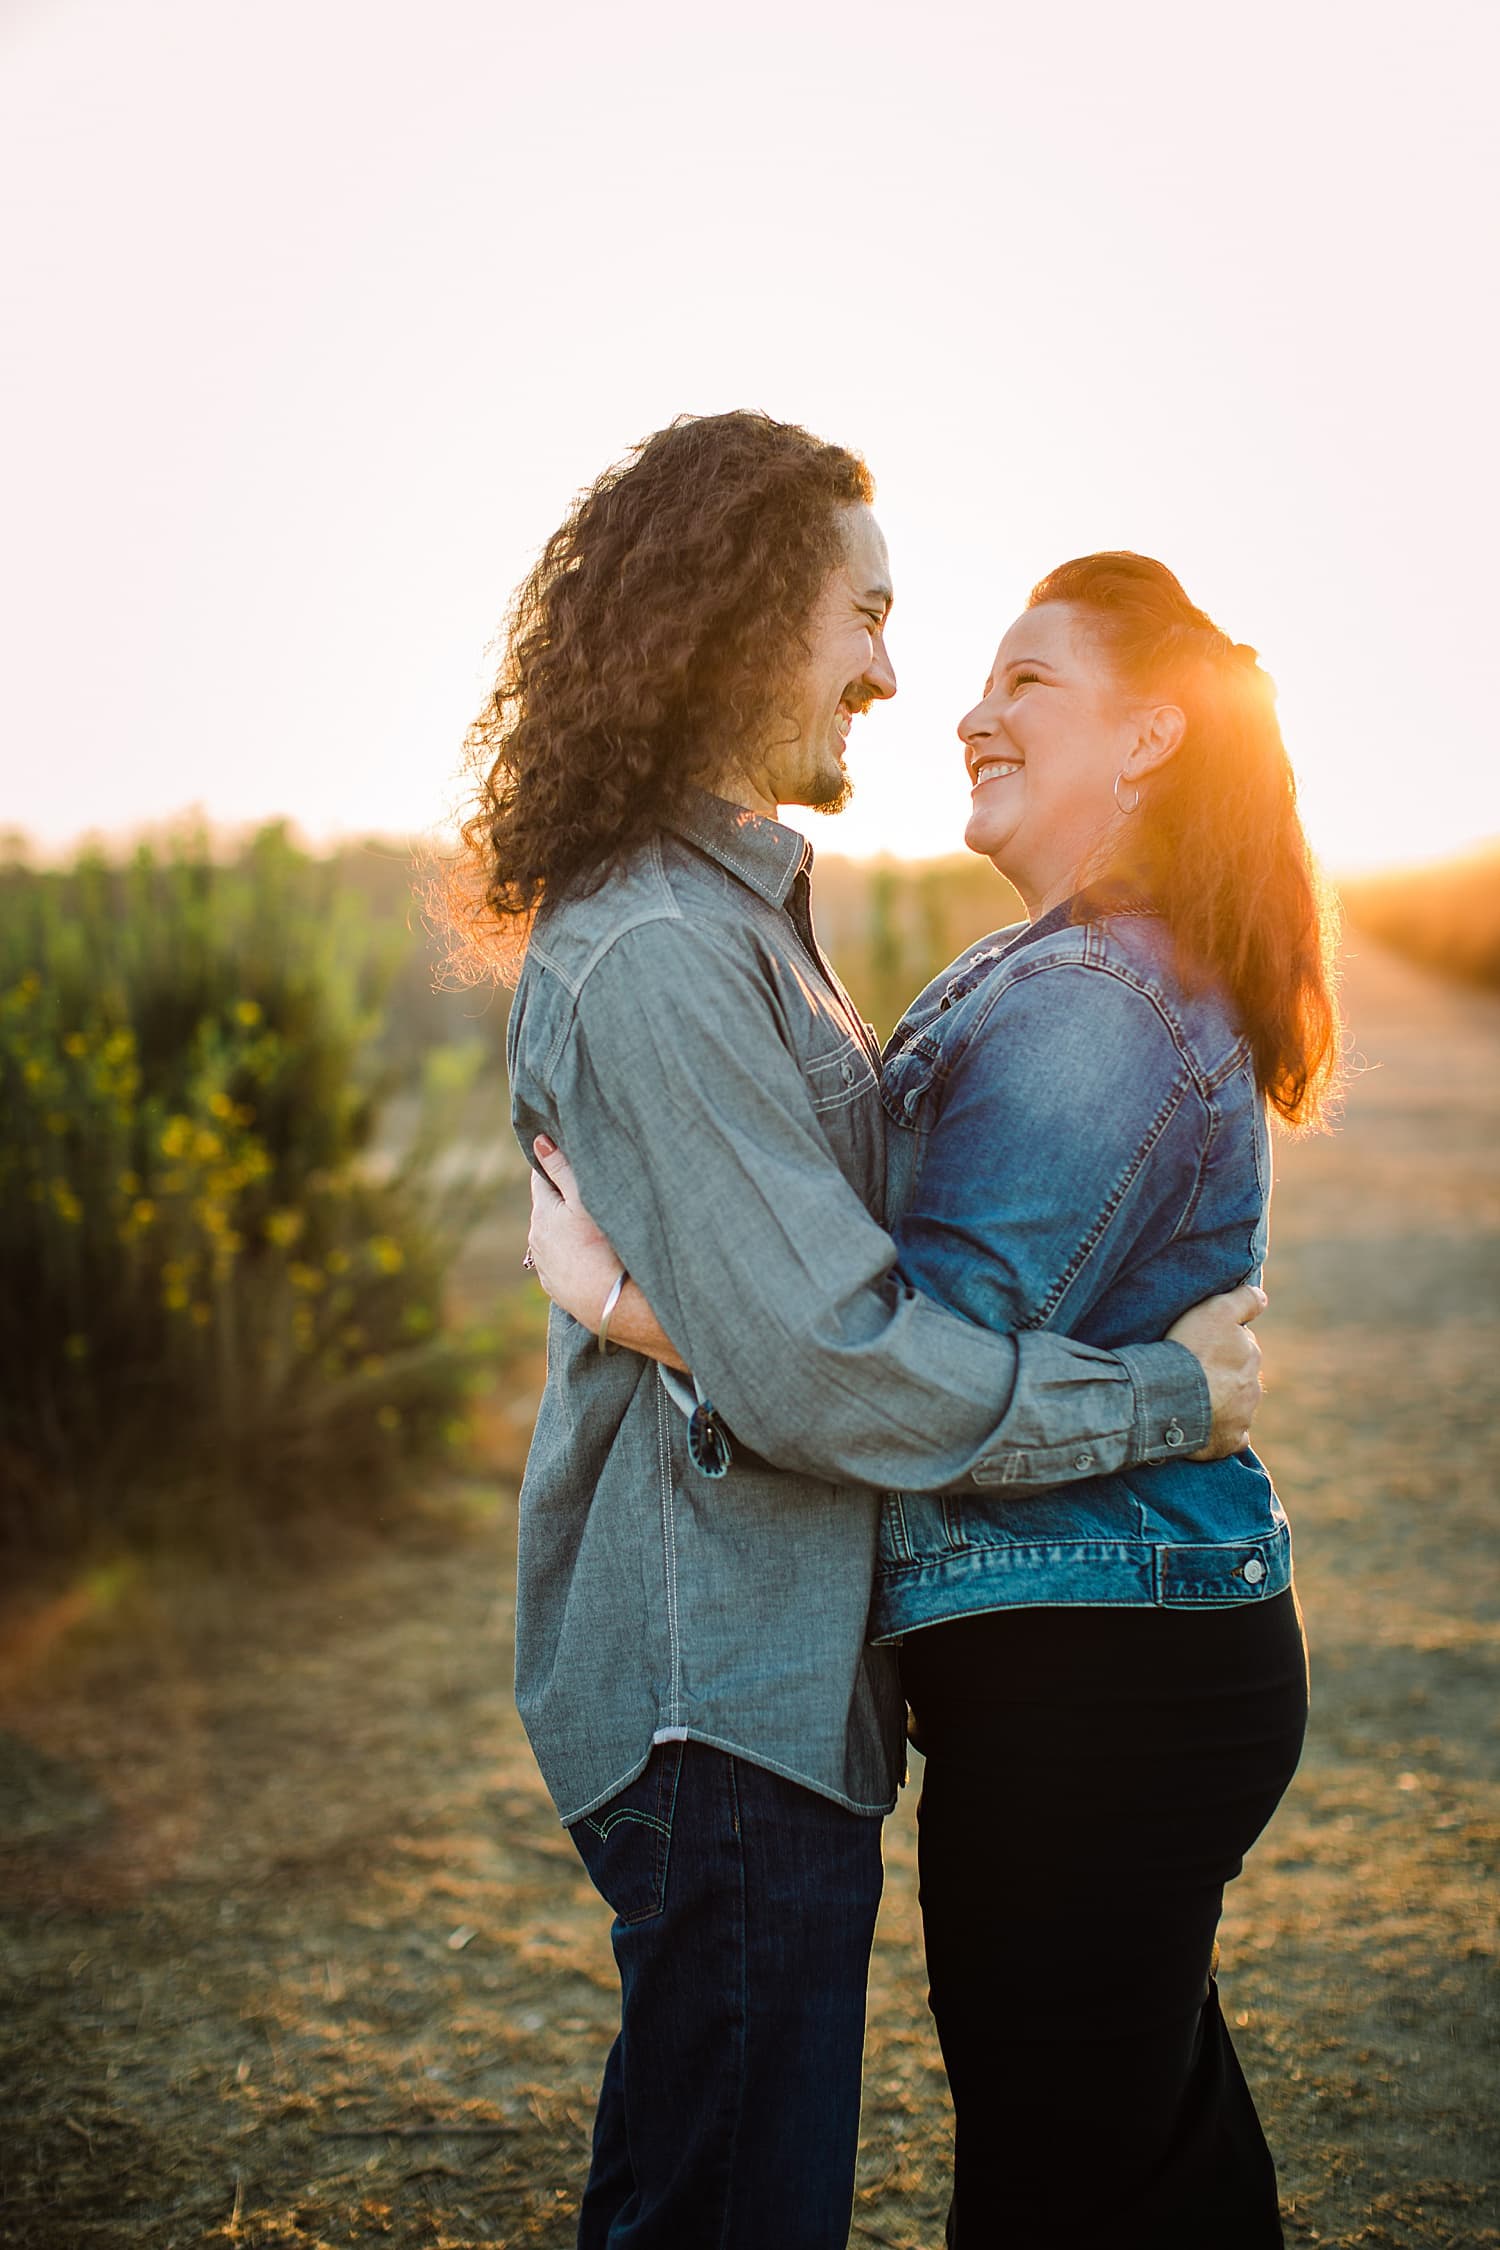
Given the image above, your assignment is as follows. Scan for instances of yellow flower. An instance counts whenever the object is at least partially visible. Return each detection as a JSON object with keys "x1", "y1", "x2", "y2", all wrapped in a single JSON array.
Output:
[
  {"x1": 235, "y1": 1000, "x2": 263, "y2": 1027},
  {"x1": 50, "y1": 1178, "x2": 83, "y2": 1224},
  {"x1": 368, "y1": 1235, "x2": 405, "y2": 1275},
  {"x1": 324, "y1": 1247, "x2": 350, "y2": 1275},
  {"x1": 376, "y1": 1404, "x2": 401, "y2": 1433},
  {"x1": 118, "y1": 1170, "x2": 141, "y2": 1197},
  {"x1": 289, "y1": 1262, "x2": 326, "y2": 1295},
  {"x1": 208, "y1": 1090, "x2": 236, "y2": 1120},
  {"x1": 63, "y1": 1032, "x2": 88, "y2": 1059},
  {"x1": 160, "y1": 1116, "x2": 192, "y2": 1161},
  {"x1": 264, "y1": 1209, "x2": 304, "y2": 1249},
  {"x1": 163, "y1": 1280, "x2": 191, "y2": 1312},
  {"x1": 189, "y1": 1302, "x2": 212, "y2": 1329},
  {"x1": 194, "y1": 1128, "x2": 223, "y2": 1163},
  {"x1": 23, "y1": 1058, "x2": 46, "y2": 1086},
  {"x1": 130, "y1": 1199, "x2": 157, "y2": 1228},
  {"x1": 360, "y1": 1354, "x2": 385, "y2": 1379},
  {"x1": 45, "y1": 1111, "x2": 68, "y2": 1135}
]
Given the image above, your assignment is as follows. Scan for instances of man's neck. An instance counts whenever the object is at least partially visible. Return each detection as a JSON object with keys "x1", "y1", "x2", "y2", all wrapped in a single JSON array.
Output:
[{"x1": 707, "y1": 761, "x2": 781, "y2": 821}]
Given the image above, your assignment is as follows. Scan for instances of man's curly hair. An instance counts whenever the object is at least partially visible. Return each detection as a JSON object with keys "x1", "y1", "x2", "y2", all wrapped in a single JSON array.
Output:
[{"x1": 451, "y1": 411, "x2": 873, "y2": 976}]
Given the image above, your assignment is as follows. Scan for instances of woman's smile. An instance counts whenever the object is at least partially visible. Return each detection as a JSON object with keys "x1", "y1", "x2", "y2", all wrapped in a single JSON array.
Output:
[{"x1": 970, "y1": 755, "x2": 1023, "y2": 788}]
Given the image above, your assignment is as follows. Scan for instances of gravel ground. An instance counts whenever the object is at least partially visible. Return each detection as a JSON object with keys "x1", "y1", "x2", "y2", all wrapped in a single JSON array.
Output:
[{"x1": 0, "y1": 937, "x2": 1495, "y2": 2248}]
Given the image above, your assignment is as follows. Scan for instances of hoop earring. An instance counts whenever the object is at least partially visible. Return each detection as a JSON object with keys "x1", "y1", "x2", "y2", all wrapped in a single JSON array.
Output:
[{"x1": 1113, "y1": 770, "x2": 1141, "y2": 817}]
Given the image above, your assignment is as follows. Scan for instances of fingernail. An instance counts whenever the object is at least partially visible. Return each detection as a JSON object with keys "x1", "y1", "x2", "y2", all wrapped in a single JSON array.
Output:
[{"x1": 534, "y1": 1134, "x2": 557, "y2": 1158}]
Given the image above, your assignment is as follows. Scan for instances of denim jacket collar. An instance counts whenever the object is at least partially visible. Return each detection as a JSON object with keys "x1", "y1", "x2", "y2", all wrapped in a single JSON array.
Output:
[
  {"x1": 939, "y1": 886, "x2": 1157, "y2": 1012},
  {"x1": 664, "y1": 787, "x2": 811, "y2": 911}
]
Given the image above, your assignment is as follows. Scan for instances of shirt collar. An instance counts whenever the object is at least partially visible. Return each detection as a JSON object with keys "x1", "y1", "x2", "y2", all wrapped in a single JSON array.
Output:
[{"x1": 664, "y1": 786, "x2": 812, "y2": 910}]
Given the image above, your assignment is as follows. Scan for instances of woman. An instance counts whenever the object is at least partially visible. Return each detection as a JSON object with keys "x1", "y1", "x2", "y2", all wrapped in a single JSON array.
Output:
[{"x1": 530, "y1": 551, "x2": 1340, "y2": 2247}]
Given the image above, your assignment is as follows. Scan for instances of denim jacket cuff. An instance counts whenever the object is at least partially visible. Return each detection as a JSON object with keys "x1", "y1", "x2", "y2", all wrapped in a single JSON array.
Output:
[{"x1": 1115, "y1": 1340, "x2": 1213, "y2": 1462}]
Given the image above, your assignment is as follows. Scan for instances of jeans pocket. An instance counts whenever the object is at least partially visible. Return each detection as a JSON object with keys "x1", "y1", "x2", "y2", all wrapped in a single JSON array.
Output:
[{"x1": 567, "y1": 1740, "x2": 684, "y2": 1925}]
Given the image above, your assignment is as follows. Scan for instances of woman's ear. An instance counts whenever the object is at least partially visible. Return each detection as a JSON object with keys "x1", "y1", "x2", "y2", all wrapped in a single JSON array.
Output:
[{"x1": 1126, "y1": 701, "x2": 1186, "y2": 780}]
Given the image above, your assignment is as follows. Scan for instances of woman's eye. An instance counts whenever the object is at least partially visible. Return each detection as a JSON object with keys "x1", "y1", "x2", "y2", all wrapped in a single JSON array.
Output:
[{"x1": 1010, "y1": 671, "x2": 1040, "y2": 690}]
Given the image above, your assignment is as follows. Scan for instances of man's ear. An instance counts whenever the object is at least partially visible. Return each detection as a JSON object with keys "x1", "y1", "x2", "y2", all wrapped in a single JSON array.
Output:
[{"x1": 1126, "y1": 701, "x2": 1185, "y2": 780}]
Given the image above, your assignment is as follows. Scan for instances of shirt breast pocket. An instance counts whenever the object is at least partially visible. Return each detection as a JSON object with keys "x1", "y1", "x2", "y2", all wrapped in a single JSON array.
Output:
[{"x1": 805, "y1": 1034, "x2": 878, "y2": 1114}]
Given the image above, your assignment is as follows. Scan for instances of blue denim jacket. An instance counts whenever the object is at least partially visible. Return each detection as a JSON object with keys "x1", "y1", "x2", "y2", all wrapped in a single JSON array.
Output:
[{"x1": 870, "y1": 894, "x2": 1292, "y2": 1642}]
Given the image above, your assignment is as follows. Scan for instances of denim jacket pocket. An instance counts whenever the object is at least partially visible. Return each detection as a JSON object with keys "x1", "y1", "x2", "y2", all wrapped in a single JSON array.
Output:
[
  {"x1": 879, "y1": 1032, "x2": 943, "y2": 1131},
  {"x1": 567, "y1": 1740, "x2": 685, "y2": 1924}
]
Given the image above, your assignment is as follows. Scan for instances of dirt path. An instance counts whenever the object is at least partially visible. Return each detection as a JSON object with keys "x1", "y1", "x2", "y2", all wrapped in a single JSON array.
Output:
[{"x1": 1, "y1": 939, "x2": 1496, "y2": 2248}]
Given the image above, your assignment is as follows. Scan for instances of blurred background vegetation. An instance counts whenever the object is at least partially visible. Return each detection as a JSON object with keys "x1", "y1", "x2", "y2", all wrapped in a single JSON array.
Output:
[
  {"x1": 1337, "y1": 841, "x2": 1500, "y2": 994},
  {"x1": 2, "y1": 821, "x2": 1490, "y2": 1578},
  {"x1": 0, "y1": 824, "x2": 514, "y2": 1569}
]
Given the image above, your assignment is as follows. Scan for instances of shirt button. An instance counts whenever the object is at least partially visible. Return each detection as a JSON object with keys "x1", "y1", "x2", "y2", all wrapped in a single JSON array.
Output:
[
  {"x1": 840, "y1": 1059, "x2": 856, "y2": 1084},
  {"x1": 1164, "y1": 1418, "x2": 1185, "y2": 1448},
  {"x1": 1073, "y1": 1451, "x2": 1094, "y2": 1471},
  {"x1": 1242, "y1": 1556, "x2": 1266, "y2": 1585}
]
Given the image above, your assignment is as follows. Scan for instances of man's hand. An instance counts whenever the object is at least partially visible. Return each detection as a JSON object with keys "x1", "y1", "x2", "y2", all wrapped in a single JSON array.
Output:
[{"x1": 1166, "y1": 1284, "x2": 1266, "y2": 1460}]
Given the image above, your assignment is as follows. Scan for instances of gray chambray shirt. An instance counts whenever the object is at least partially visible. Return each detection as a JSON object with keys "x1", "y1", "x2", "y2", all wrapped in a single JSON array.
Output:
[{"x1": 506, "y1": 790, "x2": 1212, "y2": 1825}]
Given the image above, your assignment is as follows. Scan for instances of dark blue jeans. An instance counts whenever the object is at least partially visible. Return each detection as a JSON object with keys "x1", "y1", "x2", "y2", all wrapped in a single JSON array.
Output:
[{"x1": 566, "y1": 1740, "x2": 885, "y2": 2249}]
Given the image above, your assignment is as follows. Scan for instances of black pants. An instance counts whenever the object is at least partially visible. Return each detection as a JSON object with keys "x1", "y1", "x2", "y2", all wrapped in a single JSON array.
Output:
[{"x1": 901, "y1": 1590, "x2": 1309, "y2": 2250}]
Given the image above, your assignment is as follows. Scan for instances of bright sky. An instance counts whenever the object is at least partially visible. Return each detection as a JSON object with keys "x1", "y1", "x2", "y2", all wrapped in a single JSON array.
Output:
[{"x1": 3, "y1": 0, "x2": 1495, "y2": 872}]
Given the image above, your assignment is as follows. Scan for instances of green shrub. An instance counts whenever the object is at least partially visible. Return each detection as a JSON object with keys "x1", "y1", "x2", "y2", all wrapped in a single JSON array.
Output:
[{"x1": 0, "y1": 827, "x2": 483, "y2": 1561}]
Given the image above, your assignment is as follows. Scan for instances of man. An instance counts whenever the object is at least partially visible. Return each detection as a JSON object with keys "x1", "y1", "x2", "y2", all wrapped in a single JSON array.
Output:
[{"x1": 470, "y1": 411, "x2": 1263, "y2": 2247}]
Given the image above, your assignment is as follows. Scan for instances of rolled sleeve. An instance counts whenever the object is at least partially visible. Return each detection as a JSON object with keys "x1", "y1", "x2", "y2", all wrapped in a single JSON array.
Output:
[{"x1": 538, "y1": 920, "x2": 1204, "y2": 1496}]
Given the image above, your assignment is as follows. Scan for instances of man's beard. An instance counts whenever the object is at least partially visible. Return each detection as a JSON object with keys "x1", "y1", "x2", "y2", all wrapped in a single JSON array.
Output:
[{"x1": 805, "y1": 764, "x2": 855, "y2": 815}]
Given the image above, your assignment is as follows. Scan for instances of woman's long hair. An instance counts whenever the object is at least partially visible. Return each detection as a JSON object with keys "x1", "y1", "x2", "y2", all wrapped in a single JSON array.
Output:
[
  {"x1": 1028, "y1": 552, "x2": 1343, "y2": 1131},
  {"x1": 442, "y1": 411, "x2": 873, "y2": 981}
]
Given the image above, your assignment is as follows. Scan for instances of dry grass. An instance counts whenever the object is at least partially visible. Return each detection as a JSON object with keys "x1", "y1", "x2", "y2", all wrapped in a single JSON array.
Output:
[
  {"x1": 1340, "y1": 842, "x2": 1500, "y2": 994},
  {"x1": 0, "y1": 938, "x2": 1496, "y2": 2248}
]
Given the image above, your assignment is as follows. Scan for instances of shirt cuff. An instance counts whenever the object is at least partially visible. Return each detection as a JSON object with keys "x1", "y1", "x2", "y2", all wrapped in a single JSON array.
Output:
[{"x1": 1114, "y1": 1339, "x2": 1212, "y2": 1461}]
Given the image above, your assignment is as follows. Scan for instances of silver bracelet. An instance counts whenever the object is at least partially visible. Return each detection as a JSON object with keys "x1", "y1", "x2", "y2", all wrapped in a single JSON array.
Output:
[{"x1": 596, "y1": 1268, "x2": 628, "y2": 1355}]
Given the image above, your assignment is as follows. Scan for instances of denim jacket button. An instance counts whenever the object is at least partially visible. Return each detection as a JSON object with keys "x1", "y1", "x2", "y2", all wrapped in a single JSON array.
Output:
[
  {"x1": 1073, "y1": 1451, "x2": 1094, "y2": 1472},
  {"x1": 1242, "y1": 1555, "x2": 1266, "y2": 1584},
  {"x1": 1164, "y1": 1417, "x2": 1186, "y2": 1448},
  {"x1": 840, "y1": 1059, "x2": 856, "y2": 1084}
]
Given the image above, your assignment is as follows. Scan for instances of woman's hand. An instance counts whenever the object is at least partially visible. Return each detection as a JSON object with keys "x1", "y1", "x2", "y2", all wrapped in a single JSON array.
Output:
[
  {"x1": 1166, "y1": 1284, "x2": 1266, "y2": 1458},
  {"x1": 527, "y1": 1138, "x2": 688, "y2": 1370},
  {"x1": 527, "y1": 1137, "x2": 622, "y2": 1325}
]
